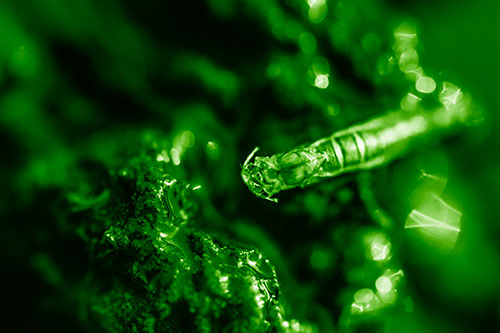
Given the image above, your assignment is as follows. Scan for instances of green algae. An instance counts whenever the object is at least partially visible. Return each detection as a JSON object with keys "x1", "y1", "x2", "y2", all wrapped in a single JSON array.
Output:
[{"x1": 64, "y1": 132, "x2": 313, "y2": 332}]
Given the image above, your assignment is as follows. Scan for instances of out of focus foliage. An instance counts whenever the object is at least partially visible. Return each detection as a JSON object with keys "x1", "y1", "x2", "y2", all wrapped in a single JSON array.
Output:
[{"x1": 2, "y1": 0, "x2": 500, "y2": 332}]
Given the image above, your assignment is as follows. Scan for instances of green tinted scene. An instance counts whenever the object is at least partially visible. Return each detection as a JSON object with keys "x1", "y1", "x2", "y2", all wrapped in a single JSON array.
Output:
[{"x1": 2, "y1": 0, "x2": 499, "y2": 332}]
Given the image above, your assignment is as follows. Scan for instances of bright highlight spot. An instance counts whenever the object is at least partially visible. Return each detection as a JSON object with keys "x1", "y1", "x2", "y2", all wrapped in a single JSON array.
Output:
[
  {"x1": 314, "y1": 74, "x2": 329, "y2": 89},
  {"x1": 407, "y1": 93, "x2": 421, "y2": 103},
  {"x1": 170, "y1": 148, "x2": 181, "y2": 165},
  {"x1": 375, "y1": 276, "x2": 392, "y2": 293},
  {"x1": 307, "y1": 0, "x2": 327, "y2": 23},
  {"x1": 405, "y1": 192, "x2": 462, "y2": 253},
  {"x1": 439, "y1": 82, "x2": 465, "y2": 111},
  {"x1": 406, "y1": 209, "x2": 460, "y2": 232},
  {"x1": 351, "y1": 288, "x2": 379, "y2": 314},
  {"x1": 371, "y1": 243, "x2": 389, "y2": 261},
  {"x1": 368, "y1": 233, "x2": 391, "y2": 261},
  {"x1": 156, "y1": 150, "x2": 170, "y2": 162},
  {"x1": 206, "y1": 141, "x2": 221, "y2": 160},
  {"x1": 416, "y1": 76, "x2": 436, "y2": 94},
  {"x1": 219, "y1": 274, "x2": 229, "y2": 294}
]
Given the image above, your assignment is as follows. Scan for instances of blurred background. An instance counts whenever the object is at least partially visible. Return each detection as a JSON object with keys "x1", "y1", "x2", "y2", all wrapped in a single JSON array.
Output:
[{"x1": 1, "y1": 0, "x2": 500, "y2": 332}]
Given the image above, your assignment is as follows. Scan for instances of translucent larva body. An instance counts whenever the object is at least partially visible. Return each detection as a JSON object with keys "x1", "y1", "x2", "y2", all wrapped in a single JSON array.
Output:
[{"x1": 241, "y1": 99, "x2": 475, "y2": 202}]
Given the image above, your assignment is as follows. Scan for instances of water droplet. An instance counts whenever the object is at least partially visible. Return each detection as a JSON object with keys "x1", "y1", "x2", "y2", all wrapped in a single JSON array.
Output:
[{"x1": 245, "y1": 250, "x2": 273, "y2": 278}]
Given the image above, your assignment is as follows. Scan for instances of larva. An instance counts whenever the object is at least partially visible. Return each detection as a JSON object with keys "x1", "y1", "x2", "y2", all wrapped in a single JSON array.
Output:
[{"x1": 241, "y1": 84, "x2": 477, "y2": 202}]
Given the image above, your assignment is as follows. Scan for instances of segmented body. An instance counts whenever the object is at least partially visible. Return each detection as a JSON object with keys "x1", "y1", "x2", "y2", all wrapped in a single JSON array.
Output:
[{"x1": 241, "y1": 103, "x2": 473, "y2": 202}]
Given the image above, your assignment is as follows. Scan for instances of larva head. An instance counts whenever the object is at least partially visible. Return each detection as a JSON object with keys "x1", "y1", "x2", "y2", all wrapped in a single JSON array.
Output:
[
  {"x1": 278, "y1": 150, "x2": 313, "y2": 186},
  {"x1": 241, "y1": 147, "x2": 282, "y2": 202}
]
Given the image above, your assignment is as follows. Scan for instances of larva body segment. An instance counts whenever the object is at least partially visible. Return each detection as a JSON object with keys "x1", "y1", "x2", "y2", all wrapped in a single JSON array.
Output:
[{"x1": 242, "y1": 102, "x2": 474, "y2": 202}]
